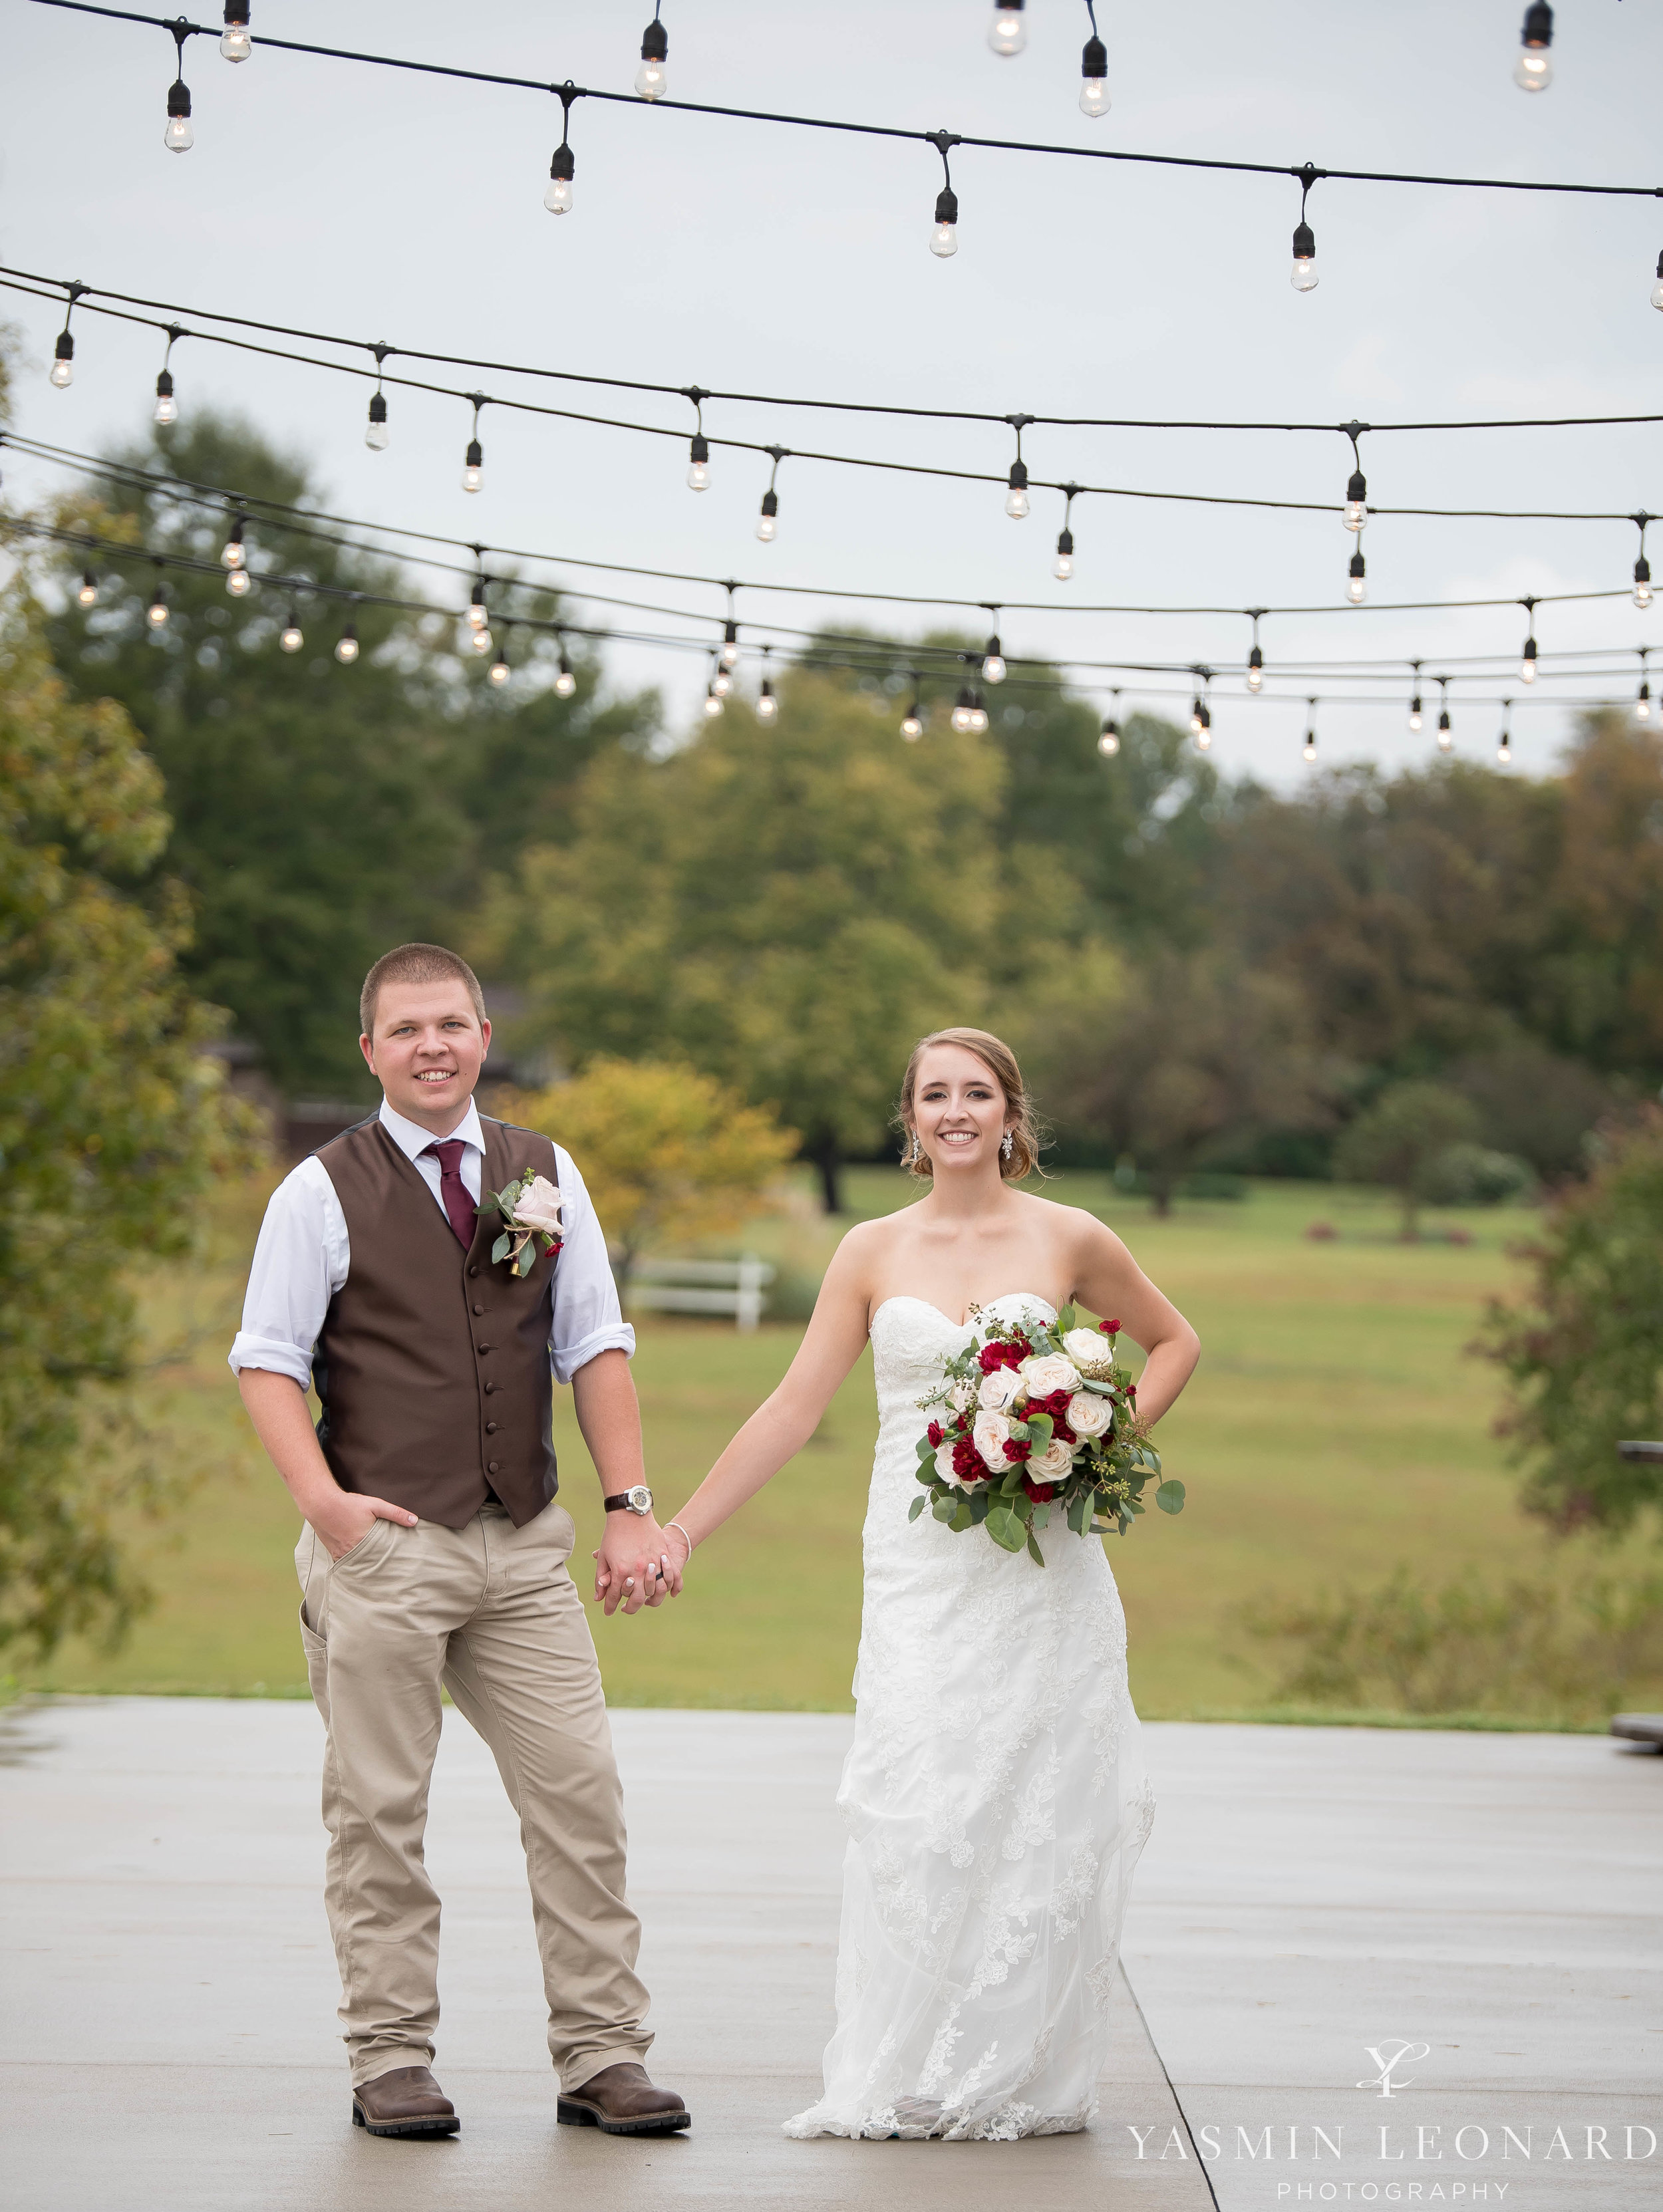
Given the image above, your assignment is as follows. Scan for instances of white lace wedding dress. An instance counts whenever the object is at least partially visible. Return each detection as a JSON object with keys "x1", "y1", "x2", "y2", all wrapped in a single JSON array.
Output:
[{"x1": 784, "y1": 1293, "x2": 1155, "y2": 2143}]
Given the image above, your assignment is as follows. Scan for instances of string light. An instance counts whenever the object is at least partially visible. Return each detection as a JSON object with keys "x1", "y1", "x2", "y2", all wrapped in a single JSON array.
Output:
[
  {"x1": 461, "y1": 396, "x2": 485, "y2": 493},
  {"x1": 757, "y1": 644, "x2": 779, "y2": 724},
  {"x1": 1496, "y1": 704, "x2": 1513, "y2": 764},
  {"x1": 1347, "y1": 550, "x2": 1366, "y2": 604},
  {"x1": 220, "y1": 0, "x2": 250, "y2": 63},
  {"x1": 152, "y1": 325, "x2": 180, "y2": 424},
  {"x1": 467, "y1": 573, "x2": 488, "y2": 630},
  {"x1": 489, "y1": 639, "x2": 511, "y2": 685},
  {"x1": 989, "y1": 0, "x2": 1026, "y2": 58},
  {"x1": 757, "y1": 447, "x2": 784, "y2": 542},
  {"x1": 1636, "y1": 650, "x2": 1652, "y2": 722},
  {"x1": 969, "y1": 688, "x2": 989, "y2": 734},
  {"x1": 1514, "y1": 2, "x2": 1553, "y2": 92},
  {"x1": 1437, "y1": 678, "x2": 1453, "y2": 750},
  {"x1": 164, "y1": 24, "x2": 194, "y2": 151},
  {"x1": 554, "y1": 636, "x2": 577, "y2": 697},
  {"x1": 76, "y1": 569, "x2": 98, "y2": 607},
  {"x1": 220, "y1": 515, "x2": 245, "y2": 569},
  {"x1": 900, "y1": 677, "x2": 923, "y2": 740},
  {"x1": 1190, "y1": 672, "x2": 1213, "y2": 750},
  {"x1": 1247, "y1": 611, "x2": 1265, "y2": 691},
  {"x1": 635, "y1": 10, "x2": 668, "y2": 101},
  {"x1": 1005, "y1": 418, "x2": 1032, "y2": 519},
  {"x1": 703, "y1": 653, "x2": 724, "y2": 716},
  {"x1": 1343, "y1": 428, "x2": 1367, "y2": 531},
  {"x1": 335, "y1": 619, "x2": 359, "y2": 665},
  {"x1": 146, "y1": 571, "x2": 168, "y2": 627},
  {"x1": 366, "y1": 343, "x2": 390, "y2": 450},
  {"x1": 711, "y1": 660, "x2": 734, "y2": 698},
  {"x1": 1291, "y1": 166, "x2": 1319, "y2": 293},
  {"x1": 1519, "y1": 599, "x2": 1538, "y2": 682},
  {"x1": 1634, "y1": 515, "x2": 1653, "y2": 608},
  {"x1": 1408, "y1": 662, "x2": 1423, "y2": 731},
  {"x1": 470, "y1": 622, "x2": 493, "y2": 656},
  {"x1": 928, "y1": 132, "x2": 960, "y2": 259},
  {"x1": 1302, "y1": 700, "x2": 1318, "y2": 763},
  {"x1": 1652, "y1": 253, "x2": 1663, "y2": 312},
  {"x1": 226, "y1": 565, "x2": 251, "y2": 599},
  {"x1": 545, "y1": 86, "x2": 576, "y2": 215},
  {"x1": 280, "y1": 607, "x2": 303, "y2": 652},
  {"x1": 1098, "y1": 700, "x2": 1121, "y2": 757},
  {"x1": 49, "y1": 284, "x2": 82, "y2": 387},
  {"x1": 686, "y1": 394, "x2": 712, "y2": 491},
  {"x1": 981, "y1": 616, "x2": 1006, "y2": 684},
  {"x1": 1080, "y1": 3, "x2": 1109, "y2": 116},
  {"x1": 951, "y1": 686, "x2": 975, "y2": 734},
  {"x1": 1053, "y1": 487, "x2": 1078, "y2": 581}
]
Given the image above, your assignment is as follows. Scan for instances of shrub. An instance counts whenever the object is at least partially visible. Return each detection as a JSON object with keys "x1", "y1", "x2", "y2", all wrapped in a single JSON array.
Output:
[{"x1": 1419, "y1": 1143, "x2": 1536, "y2": 1208}]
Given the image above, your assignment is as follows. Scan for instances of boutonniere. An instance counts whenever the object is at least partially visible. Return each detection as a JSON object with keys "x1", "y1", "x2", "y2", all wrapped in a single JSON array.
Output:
[{"x1": 478, "y1": 1171, "x2": 564, "y2": 1279}]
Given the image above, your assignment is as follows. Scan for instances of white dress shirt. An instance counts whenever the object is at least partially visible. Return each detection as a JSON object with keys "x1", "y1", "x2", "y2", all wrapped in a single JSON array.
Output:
[{"x1": 228, "y1": 1095, "x2": 634, "y2": 1390}]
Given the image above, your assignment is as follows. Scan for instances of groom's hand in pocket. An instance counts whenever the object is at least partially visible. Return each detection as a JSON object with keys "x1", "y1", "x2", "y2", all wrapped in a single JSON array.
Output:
[{"x1": 594, "y1": 1512, "x2": 683, "y2": 1615}]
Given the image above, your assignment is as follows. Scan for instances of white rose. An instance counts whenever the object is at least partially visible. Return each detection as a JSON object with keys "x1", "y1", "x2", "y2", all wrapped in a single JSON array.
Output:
[
  {"x1": 977, "y1": 1367, "x2": 1022, "y2": 1413},
  {"x1": 1020, "y1": 1353, "x2": 1082, "y2": 1399},
  {"x1": 973, "y1": 1410, "x2": 1013, "y2": 1473},
  {"x1": 512, "y1": 1174, "x2": 564, "y2": 1235},
  {"x1": 1062, "y1": 1326, "x2": 1116, "y2": 1379},
  {"x1": 934, "y1": 1442, "x2": 960, "y2": 1483},
  {"x1": 1028, "y1": 1435, "x2": 1076, "y2": 1482},
  {"x1": 1066, "y1": 1391, "x2": 1113, "y2": 1439},
  {"x1": 948, "y1": 1379, "x2": 977, "y2": 1413}
]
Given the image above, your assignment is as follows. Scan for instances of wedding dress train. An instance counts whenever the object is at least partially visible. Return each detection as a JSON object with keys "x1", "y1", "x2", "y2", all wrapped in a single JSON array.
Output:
[{"x1": 784, "y1": 1294, "x2": 1154, "y2": 2143}]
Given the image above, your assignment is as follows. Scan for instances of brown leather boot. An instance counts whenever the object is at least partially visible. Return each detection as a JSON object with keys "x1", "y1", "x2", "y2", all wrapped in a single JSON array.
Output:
[
  {"x1": 351, "y1": 2064, "x2": 460, "y2": 2138},
  {"x1": 557, "y1": 2061, "x2": 690, "y2": 2136}
]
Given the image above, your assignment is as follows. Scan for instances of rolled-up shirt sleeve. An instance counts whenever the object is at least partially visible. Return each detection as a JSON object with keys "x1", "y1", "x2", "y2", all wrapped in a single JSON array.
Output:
[
  {"x1": 548, "y1": 1144, "x2": 635, "y2": 1385},
  {"x1": 227, "y1": 1157, "x2": 349, "y2": 1389}
]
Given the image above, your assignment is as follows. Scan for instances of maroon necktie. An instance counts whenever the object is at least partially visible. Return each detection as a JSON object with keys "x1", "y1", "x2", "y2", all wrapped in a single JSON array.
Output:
[{"x1": 422, "y1": 1139, "x2": 476, "y2": 1249}]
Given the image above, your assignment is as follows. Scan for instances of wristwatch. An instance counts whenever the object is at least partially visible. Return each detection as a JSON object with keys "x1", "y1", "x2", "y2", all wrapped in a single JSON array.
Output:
[{"x1": 603, "y1": 1484, "x2": 654, "y2": 1516}]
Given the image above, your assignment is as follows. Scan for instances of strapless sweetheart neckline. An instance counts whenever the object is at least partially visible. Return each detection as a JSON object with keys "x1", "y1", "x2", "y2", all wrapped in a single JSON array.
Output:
[{"x1": 871, "y1": 1290, "x2": 1059, "y2": 1333}]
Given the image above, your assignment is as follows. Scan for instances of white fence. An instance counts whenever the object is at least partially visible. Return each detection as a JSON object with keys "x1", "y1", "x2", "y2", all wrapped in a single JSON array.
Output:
[{"x1": 625, "y1": 1254, "x2": 775, "y2": 1332}]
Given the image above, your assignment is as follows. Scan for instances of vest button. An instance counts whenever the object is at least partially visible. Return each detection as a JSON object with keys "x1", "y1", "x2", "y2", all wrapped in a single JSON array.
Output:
[
  {"x1": 472, "y1": 1302, "x2": 484, "y2": 1315},
  {"x1": 483, "y1": 1381, "x2": 498, "y2": 1394},
  {"x1": 477, "y1": 1342, "x2": 492, "y2": 1354},
  {"x1": 488, "y1": 1460, "x2": 500, "y2": 1476},
  {"x1": 485, "y1": 1421, "x2": 499, "y2": 1435},
  {"x1": 468, "y1": 1265, "x2": 479, "y2": 1278}
]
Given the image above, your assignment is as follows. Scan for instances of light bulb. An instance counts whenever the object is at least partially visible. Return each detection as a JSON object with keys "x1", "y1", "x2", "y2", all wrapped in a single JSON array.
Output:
[
  {"x1": 982, "y1": 636, "x2": 1005, "y2": 684},
  {"x1": 1247, "y1": 646, "x2": 1264, "y2": 692},
  {"x1": 1409, "y1": 698, "x2": 1423, "y2": 732},
  {"x1": 757, "y1": 684, "x2": 779, "y2": 724},
  {"x1": 220, "y1": 1, "x2": 251, "y2": 61},
  {"x1": 1437, "y1": 711, "x2": 1453, "y2": 750},
  {"x1": 1195, "y1": 728, "x2": 1212, "y2": 752},
  {"x1": 366, "y1": 392, "x2": 388, "y2": 450},
  {"x1": 335, "y1": 624, "x2": 359, "y2": 665},
  {"x1": 1514, "y1": 1, "x2": 1553, "y2": 90},
  {"x1": 164, "y1": 80, "x2": 194, "y2": 152},
  {"x1": 1637, "y1": 684, "x2": 1652, "y2": 722},
  {"x1": 1652, "y1": 254, "x2": 1663, "y2": 311},
  {"x1": 1497, "y1": 734, "x2": 1513, "y2": 762},
  {"x1": 544, "y1": 140, "x2": 575, "y2": 215},
  {"x1": 687, "y1": 433, "x2": 710, "y2": 491},
  {"x1": 222, "y1": 523, "x2": 245, "y2": 569},
  {"x1": 1098, "y1": 720, "x2": 1120, "y2": 758},
  {"x1": 720, "y1": 624, "x2": 740, "y2": 670},
  {"x1": 951, "y1": 688, "x2": 974, "y2": 734},
  {"x1": 757, "y1": 489, "x2": 778, "y2": 541},
  {"x1": 153, "y1": 370, "x2": 177, "y2": 424},
  {"x1": 1190, "y1": 700, "x2": 1204, "y2": 735},
  {"x1": 901, "y1": 706, "x2": 922, "y2": 740},
  {"x1": 636, "y1": 15, "x2": 669, "y2": 99},
  {"x1": 50, "y1": 335, "x2": 73, "y2": 388},
  {"x1": 1521, "y1": 639, "x2": 1537, "y2": 682},
  {"x1": 280, "y1": 614, "x2": 303, "y2": 652},
  {"x1": 470, "y1": 626, "x2": 493, "y2": 656},
  {"x1": 489, "y1": 651, "x2": 510, "y2": 686},
  {"x1": 1080, "y1": 34, "x2": 1110, "y2": 114},
  {"x1": 1302, "y1": 736, "x2": 1317, "y2": 763},
  {"x1": 703, "y1": 690, "x2": 723, "y2": 719},
  {"x1": 147, "y1": 587, "x2": 168, "y2": 628},
  {"x1": 76, "y1": 571, "x2": 98, "y2": 608},
  {"x1": 711, "y1": 665, "x2": 733, "y2": 698},
  {"x1": 1635, "y1": 557, "x2": 1653, "y2": 609},
  {"x1": 226, "y1": 567, "x2": 251, "y2": 599},
  {"x1": 969, "y1": 693, "x2": 989, "y2": 734},
  {"x1": 462, "y1": 438, "x2": 484, "y2": 493},
  {"x1": 555, "y1": 658, "x2": 576, "y2": 698},
  {"x1": 1054, "y1": 525, "x2": 1074, "y2": 581},
  {"x1": 1291, "y1": 221, "x2": 1318, "y2": 292},
  {"x1": 1347, "y1": 552, "x2": 1366, "y2": 605},
  {"x1": 988, "y1": 1, "x2": 1026, "y2": 57},
  {"x1": 1005, "y1": 462, "x2": 1030, "y2": 520},
  {"x1": 930, "y1": 186, "x2": 959, "y2": 259},
  {"x1": 1344, "y1": 470, "x2": 1368, "y2": 531},
  {"x1": 467, "y1": 590, "x2": 488, "y2": 630}
]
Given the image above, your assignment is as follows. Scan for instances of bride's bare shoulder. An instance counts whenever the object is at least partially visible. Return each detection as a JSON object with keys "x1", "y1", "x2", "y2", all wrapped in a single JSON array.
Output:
[{"x1": 1015, "y1": 1189, "x2": 1132, "y2": 1261}]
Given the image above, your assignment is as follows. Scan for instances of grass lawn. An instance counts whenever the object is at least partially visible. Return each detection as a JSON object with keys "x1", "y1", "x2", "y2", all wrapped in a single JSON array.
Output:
[{"x1": 18, "y1": 1165, "x2": 1658, "y2": 1719}]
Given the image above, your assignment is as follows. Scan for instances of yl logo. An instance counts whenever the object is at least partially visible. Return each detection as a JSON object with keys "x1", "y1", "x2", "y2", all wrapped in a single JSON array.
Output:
[{"x1": 1356, "y1": 2041, "x2": 1431, "y2": 2098}]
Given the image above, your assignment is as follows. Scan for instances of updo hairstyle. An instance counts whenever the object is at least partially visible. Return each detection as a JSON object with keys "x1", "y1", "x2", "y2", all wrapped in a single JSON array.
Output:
[{"x1": 895, "y1": 1026, "x2": 1046, "y2": 1184}]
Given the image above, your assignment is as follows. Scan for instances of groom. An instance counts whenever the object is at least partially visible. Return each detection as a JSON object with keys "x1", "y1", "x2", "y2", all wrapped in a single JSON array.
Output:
[{"x1": 230, "y1": 942, "x2": 688, "y2": 2140}]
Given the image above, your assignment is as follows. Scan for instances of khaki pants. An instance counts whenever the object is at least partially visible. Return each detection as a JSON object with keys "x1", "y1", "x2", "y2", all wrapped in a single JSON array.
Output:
[{"x1": 295, "y1": 1498, "x2": 652, "y2": 2090}]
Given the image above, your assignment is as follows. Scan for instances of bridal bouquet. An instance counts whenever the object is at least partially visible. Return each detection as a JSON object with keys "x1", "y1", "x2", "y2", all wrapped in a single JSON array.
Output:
[
  {"x1": 910, "y1": 1306, "x2": 1185, "y2": 1566},
  {"x1": 477, "y1": 1170, "x2": 563, "y2": 1279}
]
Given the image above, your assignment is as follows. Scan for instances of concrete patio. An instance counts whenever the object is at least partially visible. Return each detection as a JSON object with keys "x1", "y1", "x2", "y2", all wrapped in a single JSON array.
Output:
[{"x1": 1, "y1": 1700, "x2": 1656, "y2": 2211}]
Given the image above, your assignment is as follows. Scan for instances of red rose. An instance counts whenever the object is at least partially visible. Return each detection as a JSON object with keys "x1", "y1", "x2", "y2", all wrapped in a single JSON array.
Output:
[
  {"x1": 977, "y1": 1337, "x2": 1029, "y2": 1375},
  {"x1": 1002, "y1": 1437, "x2": 1032, "y2": 1464},
  {"x1": 1032, "y1": 1387, "x2": 1072, "y2": 1419},
  {"x1": 951, "y1": 1437, "x2": 984, "y2": 1481},
  {"x1": 927, "y1": 1421, "x2": 945, "y2": 1448},
  {"x1": 1127, "y1": 1383, "x2": 1137, "y2": 1399},
  {"x1": 1020, "y1": 1475, "x2": 1058, "y2": 1503},
  {"x1": 1102, "y1": 1318, "x2": 1121, "y2": 1335},
  {"x1": 1052, "y1": 1418, "x2": 1076, "y2": 1447}
]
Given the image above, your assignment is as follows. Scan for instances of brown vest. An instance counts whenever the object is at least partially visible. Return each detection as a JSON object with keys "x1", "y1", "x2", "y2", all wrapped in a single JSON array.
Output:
[{"x1": 311, "y1": 1114, "x2": 561, "y2": 1528}]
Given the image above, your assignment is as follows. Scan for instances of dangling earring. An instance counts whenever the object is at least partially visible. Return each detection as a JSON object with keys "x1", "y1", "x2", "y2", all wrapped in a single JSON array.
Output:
[
  {"x1": 1000, "y1": 1129, "x2": 1014, "y2": 1161},
  {"x1": 909, "y1": 1133, "x2": 923, "y2": 1165}
]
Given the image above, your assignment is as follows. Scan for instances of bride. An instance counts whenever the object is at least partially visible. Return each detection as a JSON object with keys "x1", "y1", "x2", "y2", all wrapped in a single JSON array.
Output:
[{"x1": 661, "y1": 1028, "x2": 1200, "y2": 2141}]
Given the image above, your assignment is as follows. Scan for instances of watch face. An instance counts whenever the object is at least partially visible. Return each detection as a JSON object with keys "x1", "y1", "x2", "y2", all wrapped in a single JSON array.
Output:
[{"x1": 627, "y1": 1484, "x2": 653, "y2": 1514}]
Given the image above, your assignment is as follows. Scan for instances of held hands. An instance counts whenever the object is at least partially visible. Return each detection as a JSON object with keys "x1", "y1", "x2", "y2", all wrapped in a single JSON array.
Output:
[
  {"x1": 311, "y1": 1490, "x2": 419, "y2": 1562},
  {"x1": 593, "y1": 1510, "x2": 686, "y2": 1616}
]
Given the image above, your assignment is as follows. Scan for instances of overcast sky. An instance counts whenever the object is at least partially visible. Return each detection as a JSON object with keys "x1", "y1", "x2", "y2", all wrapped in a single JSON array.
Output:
[{"x1": 5, "y1": 0, "x2": 1661, "y2": 781}]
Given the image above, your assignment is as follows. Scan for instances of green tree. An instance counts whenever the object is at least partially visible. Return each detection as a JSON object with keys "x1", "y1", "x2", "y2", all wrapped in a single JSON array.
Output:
[
  {"x1": 1480, "y1": 1109, "x2": 1663, "y2": 1534},
  {"x1": 490, "y1": 668, "x2": 1010, "y2": 1210},
  {"x1": 1332, "y1": 1080, "x2": 1480, "y2": 1239},
  {"x1": 44, "y1": 414, "x2": 653, "y2": 1096},
  {"x1": 1038, "y1": 948, "x2": 1332, "y2": 1214},
  {"x1": 0, "y1": 563, "x2": 253, "y2": 1655}
]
